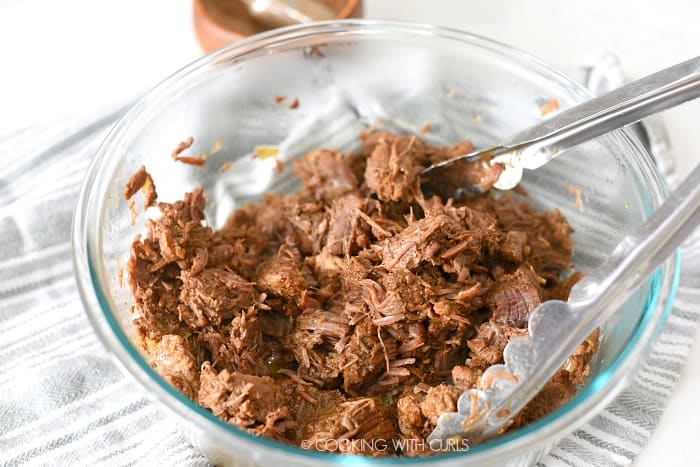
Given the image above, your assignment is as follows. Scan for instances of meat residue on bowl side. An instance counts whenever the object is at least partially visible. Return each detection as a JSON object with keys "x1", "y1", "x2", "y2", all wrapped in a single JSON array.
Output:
[{"x1": 126, "y1": 130, "x2": 598, "y2": 457}]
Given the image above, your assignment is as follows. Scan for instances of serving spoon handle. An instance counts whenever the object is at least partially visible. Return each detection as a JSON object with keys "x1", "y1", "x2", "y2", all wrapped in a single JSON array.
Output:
[{"x1": 429, "y1": 160, "x2": 700, "y2": 445}]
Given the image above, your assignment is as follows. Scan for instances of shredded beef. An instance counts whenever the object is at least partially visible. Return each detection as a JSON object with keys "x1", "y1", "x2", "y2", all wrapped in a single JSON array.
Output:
[
  {"x1": 419, "y1": 384, "x2": 463, "y2": 425},
  {"x1": 124, "y1": 165, "x2": 158, "y2": 208},
  {"x1": 325, "y1": 194, "x2": 370, "y2": 256},
  {"x1": 294, "y1": 149, "x2": 357, "y2": 203},
  {"x1": 487, "y1": 264, "x2": 543, "y2": 327},
  {"x1": 128, "y1": 130, "x2": 598, "y2": 456},
  {"x1": 303, "y1": 397, "x2": 397, "y2": 455},
  {"x1": 197, "y1": 363, "x2": 292, "y2": 439},
  {"x1": 256, "y1": 241, "x2": 317, "y2": 308},
  {"x1": 365, "y1": 134, "x2": 424, "y2": 202},
  {"x1": 151, "y1": 334, "x2": 199, "y2": 398},
  {"x1": 179, "y1": 268, "x2": 258, "y2": 328}
]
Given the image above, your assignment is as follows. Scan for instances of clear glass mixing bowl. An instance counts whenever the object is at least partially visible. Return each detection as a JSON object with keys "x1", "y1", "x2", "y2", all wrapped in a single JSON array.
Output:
[{"x1": 73, "y1": 20, "x2": 679, "y2": 466}]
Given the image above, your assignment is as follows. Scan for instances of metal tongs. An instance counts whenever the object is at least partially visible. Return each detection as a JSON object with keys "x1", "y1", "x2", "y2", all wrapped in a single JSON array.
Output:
[
  {"x1": 423, "y1": 56, "x2": 700, "y2": 191},
  {"x1": 429, "y1": 57, "x2": 700, "y2": 444}
]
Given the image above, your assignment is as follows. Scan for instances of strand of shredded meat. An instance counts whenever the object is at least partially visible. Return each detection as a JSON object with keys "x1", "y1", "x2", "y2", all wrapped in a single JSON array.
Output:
[{"x1": 127, "y1": 130, "x2": 598, "y2": 457}]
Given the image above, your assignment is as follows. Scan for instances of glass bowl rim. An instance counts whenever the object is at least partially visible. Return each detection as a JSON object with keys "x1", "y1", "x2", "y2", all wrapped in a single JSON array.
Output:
[{"x1": 72, "y1": 19, "x2": 679, "y2": 465}]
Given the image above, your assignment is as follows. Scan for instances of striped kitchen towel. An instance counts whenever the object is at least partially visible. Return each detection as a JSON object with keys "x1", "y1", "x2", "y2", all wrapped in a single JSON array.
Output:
[{"x1": 0, "y1": 110, "x2": 698, "y2": 466}]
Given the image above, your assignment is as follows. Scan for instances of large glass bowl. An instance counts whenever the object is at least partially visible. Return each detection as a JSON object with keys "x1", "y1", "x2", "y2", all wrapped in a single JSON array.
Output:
[{"x1": 72, "y1": 20, "x2": 679, "y2": 466}]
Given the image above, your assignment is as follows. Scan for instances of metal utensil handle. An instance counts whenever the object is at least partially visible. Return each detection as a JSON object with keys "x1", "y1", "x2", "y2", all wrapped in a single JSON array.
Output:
[
  {"x1": 577, "y1": 162, "x2": 700, "y2": 313},
  {"x1": 505, "y1": 56, "x2": 700, "y2": 153}
]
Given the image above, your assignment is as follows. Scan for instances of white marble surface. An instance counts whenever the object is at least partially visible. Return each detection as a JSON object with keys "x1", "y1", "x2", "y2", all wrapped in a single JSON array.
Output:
[{"x1": 1, "y1": 0, "x2": 697, "y2": 465}]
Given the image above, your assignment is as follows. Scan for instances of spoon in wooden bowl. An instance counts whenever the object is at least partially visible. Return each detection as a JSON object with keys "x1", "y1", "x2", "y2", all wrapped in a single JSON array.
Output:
[{"x1": 240, "y1": 0, "x2": 334, "y2": 28}]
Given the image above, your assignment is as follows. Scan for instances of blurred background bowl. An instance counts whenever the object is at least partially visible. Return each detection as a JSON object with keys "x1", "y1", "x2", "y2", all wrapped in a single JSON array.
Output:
[
  {"x1": 193, "y1": 0, "x2": 363, "y2": 51},
  {"x1": 73, "y1": 20, "x2": 678, "y2": 466}
]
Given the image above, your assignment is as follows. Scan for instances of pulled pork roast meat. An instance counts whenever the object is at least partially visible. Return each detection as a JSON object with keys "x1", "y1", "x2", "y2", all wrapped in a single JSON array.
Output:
[{"x1": 128, "y1": 131, "x2": 598, "y2": 456}]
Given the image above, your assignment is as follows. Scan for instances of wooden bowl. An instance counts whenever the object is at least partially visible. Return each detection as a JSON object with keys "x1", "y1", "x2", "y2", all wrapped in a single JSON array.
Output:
[{"x1": 193, "y1": 0, "x2": 363, "y2": 53}]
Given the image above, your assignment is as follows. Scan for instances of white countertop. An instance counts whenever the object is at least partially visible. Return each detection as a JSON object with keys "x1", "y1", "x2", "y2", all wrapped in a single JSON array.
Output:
[{"x1": 1, "y1": 0, "x2": 697, "y2": 465}]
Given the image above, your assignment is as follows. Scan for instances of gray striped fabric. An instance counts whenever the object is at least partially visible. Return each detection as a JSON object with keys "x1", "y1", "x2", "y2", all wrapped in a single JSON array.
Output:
[{"x1": 0, "y1": 112, "x2": 697, "y2": 467}]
